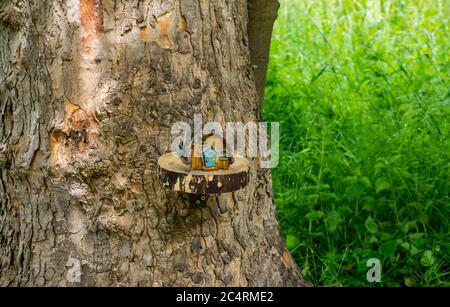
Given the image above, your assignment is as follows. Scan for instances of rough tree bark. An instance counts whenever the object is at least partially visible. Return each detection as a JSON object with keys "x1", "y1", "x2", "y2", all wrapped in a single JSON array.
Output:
[{"x1": 0, "y1": 0, "x2": 308, "y2": 286}]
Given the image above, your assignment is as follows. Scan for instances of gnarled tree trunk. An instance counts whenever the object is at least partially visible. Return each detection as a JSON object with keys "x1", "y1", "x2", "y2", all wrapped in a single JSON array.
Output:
[{"x1": 0, "y1": 0, "x2": 308, "y2": 286}]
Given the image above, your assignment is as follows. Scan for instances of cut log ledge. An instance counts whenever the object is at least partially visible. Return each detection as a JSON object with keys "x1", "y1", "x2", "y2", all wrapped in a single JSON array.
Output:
[{"x1": 158, "y1": 152, "x2": 249, "y2": 194}]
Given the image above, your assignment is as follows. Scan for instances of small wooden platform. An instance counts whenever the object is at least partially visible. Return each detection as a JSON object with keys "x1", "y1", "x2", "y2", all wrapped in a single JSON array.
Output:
[{"x1": 158, "y1": 152, "x2": 249, "y2": 194}]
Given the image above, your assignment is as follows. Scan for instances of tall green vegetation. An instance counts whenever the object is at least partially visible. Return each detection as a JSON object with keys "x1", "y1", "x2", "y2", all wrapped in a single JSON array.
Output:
[{"x1": 264, "y1": 0, "x2": 449, "y2": 286}]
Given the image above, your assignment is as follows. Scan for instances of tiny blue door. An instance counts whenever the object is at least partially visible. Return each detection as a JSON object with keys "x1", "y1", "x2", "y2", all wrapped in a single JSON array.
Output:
[{"x1": 203, "y1": 146, "x2": 220, "y2": 167}]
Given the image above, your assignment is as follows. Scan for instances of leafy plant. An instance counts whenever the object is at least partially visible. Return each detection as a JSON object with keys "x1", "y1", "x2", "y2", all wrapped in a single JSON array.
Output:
[{"x1": 264, "y1": 0, "x2": 449, "y2": 287}]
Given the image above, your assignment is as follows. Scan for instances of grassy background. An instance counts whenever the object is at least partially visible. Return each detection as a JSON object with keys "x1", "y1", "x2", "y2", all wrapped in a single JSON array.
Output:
[{"x1": 263, "y1": 0, "x2": 449, "y2": 286}]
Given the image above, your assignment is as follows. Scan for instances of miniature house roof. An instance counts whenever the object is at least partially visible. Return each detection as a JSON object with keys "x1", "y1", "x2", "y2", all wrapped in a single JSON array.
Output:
[
  {"x1": 202, "y1": 145, "x2": 220, "y2": 156},
  {"x1": 203, "y1": 134, "x2": 225, "y2": 153}
]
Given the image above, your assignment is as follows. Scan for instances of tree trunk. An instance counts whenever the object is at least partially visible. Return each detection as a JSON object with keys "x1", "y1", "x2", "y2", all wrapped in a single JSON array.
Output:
[
  {"x1": 0, "y1": 0, "x2": 308, "y2": 286},
  {"x1": 247, "y1": 0, "x2": 279, "y2": 106}
]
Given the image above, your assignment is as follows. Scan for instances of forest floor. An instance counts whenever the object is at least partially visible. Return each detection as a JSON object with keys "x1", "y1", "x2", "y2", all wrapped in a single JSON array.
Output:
[{"x1": 264, "y1": 0, "x2": 449, "y2": 286}]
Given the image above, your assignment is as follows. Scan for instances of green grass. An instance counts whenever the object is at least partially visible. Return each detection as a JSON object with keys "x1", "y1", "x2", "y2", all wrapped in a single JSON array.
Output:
[{"x1": 263, "y1": 0, "x2": 449, "y2": 286}]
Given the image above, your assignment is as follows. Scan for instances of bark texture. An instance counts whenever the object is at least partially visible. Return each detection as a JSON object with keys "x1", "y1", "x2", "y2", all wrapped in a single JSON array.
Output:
[
  {"x1": 247, "y1": 0, "x2": 279, "y2": 106},
  {"x1": 0, "y1": 0, "x2": 308, "y2": 286}
]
